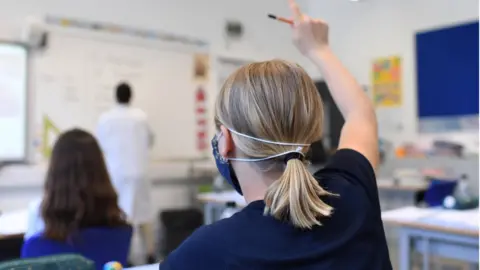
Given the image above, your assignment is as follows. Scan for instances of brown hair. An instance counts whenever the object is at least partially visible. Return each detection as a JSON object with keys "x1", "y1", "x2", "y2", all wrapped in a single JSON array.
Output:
[
  {"x1": 41, "y1": 128, "x2": 128, "y2": 241},
  {"x1": 215, "y1": 60, "x2": 334, "y2": 229}
]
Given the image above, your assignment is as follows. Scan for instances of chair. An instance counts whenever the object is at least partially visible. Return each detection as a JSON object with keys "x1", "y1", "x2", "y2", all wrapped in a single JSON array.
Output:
[
  {"x1": 0, "y1": 234, "x2": 23, "y2": 262},
  {"x1": 159, "y1": 209, "x2": 203, "y2": 257},
  {"x1": 0, "y1": 254, "x2": 94, "y2": 270},
  {"x1": 424, "y1": 179, "x2": 458, "y2": 207},
  {"x1": 21, "y1": 226, "x2": 132, "y2": 270}
]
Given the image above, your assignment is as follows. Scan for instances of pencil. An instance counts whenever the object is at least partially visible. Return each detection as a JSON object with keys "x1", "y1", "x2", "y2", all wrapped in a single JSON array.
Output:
[{"x1": 267, "y1": 14, "x2": 294, "y2": 25}]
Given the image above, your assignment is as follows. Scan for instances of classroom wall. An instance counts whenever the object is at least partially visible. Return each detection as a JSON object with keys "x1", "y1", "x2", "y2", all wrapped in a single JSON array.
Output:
[
  {"x1": 0, "y1": 0, "x2": 310, "y2": 69},
  {"x1": 0, "y1": 0, "x2": 312, "y2": 209},
  {"x1": 304, "y1": 0, "x2": 479, "y2": 145},
  {"x1": 0, "y1": 0, "x2": 316, "y2": 163}
]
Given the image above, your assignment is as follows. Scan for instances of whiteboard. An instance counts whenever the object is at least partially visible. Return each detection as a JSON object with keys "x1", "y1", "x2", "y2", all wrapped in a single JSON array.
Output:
[
  {"x1": 0, "y1": 43, "x2": 28, "y2": 161},
  {"x1": 33, "y1": 32, "x2": 210, "y2": 161}
]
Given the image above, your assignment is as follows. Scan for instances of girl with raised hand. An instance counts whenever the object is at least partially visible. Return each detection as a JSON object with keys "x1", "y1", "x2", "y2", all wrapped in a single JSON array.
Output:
[{"x1": 161, "y1": 1, "x2": 391, "y2": 269}]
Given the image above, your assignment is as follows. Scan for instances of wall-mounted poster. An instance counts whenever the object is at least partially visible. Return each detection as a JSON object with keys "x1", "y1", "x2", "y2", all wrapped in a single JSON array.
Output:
[
  {"x1": 193, "y1": 54, "x2": 209, "y2": 82},
  {"x1": 372, "y1": 56, "x2": 402, "y2": 107}
]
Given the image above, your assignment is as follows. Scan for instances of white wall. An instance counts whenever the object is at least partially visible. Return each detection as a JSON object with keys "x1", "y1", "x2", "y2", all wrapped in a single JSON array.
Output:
[
  {"x1": 305, "y1": 0, "x2": 479, "y2": 144},
  {"x1": 0, "y1": 0, "x2": 309, "y2": 67}
]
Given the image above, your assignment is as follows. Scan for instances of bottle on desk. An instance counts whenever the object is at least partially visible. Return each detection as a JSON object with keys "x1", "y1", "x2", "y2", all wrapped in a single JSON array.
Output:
[
  {"x1": 220, "y1": 202, "x2": 239, "y2": 219},
  {"x1": 443, "y1": 174, "x2": 478, "y2": 210},
  {"x1": 456, "y1": 174, "x2": 472, "y2": 200}
]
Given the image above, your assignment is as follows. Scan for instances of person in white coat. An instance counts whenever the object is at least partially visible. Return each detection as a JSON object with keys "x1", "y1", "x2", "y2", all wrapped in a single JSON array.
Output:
[{"x1": 96, "y1": 82, "x2": 156, "y2": 263}]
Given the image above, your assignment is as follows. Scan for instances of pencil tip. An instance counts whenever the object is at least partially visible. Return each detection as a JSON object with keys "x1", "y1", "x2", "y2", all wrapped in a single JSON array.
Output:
[{"x1": 267, "y1": 14, "x2": 276, "y2": 19}]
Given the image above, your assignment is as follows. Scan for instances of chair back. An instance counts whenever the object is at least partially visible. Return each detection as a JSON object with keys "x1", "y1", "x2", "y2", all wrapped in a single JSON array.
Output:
[
  {"x1": 0, "y1": 254, "x2": 94, "y2": 270},
  {"x1": 160, "y1": 209, "x2": 203, "y2": 257},
  {"x1": 21, "y1": 226, "x2": 132, "y2": 270},
  {"x1": 424, "y1": 179, "x2": 458, "y2": 207},
  {"x1": 0, "y1": 234, "x2": 23, "y2": 261}
]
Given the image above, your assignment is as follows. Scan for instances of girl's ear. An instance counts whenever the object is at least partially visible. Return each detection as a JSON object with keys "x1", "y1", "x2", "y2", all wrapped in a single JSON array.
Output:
[{"x1": 219, "y1": 125, "x2": 234, "y2": 158}]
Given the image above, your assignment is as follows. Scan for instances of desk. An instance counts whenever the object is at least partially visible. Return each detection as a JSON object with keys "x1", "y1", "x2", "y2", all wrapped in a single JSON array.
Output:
[
  {"x1": 382, "y1": 207, "x2": 479, "y2": 270},
  {"x1": 197, "y1": 191, "x2": 245, "y2": 224},
  {"x1": 125, "y1": 263, "x2": 159, "y2": 270},
  {"x1": 0, "y1": 209, "x2": 28, "y2": 261},
  {"x1": 0, "y1": 209, "x2": 28, "y2": 238},
  {"x1": 197, "y1": 177, "x2": 429, "y2": 225},
  {"x1": 377, "y1": 178, "x2": 428, "y2": 211}
]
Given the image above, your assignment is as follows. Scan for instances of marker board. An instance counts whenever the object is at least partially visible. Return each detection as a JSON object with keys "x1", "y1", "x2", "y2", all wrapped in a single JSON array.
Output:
[
  {"x1": 0, "y1": 43, "x2": 28, "y2": 162},
  {"x1": 33, "y1": 31, "x2": 210, "y2": 162},
  {"x1": 416, "y1": 21, "x2": 479, "y2": 133}
]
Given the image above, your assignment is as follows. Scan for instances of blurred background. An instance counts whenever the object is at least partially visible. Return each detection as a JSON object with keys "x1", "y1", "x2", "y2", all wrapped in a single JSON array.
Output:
[{"x1": 0, "y1": 0, "x2": 478, "y2": 269}]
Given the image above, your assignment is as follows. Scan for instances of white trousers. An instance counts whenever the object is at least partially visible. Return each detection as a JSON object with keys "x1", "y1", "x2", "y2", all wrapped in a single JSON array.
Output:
[{"x1": 111, "y1": 175, "x2": 153, "y2": 225}]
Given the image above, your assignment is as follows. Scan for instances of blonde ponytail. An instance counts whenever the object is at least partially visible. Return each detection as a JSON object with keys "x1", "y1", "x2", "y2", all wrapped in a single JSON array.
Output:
[
  {"x1": 264, "y1": 159, "x2": 334, "y2": 229},
  {"x1": 215, "y1": 59, "x2": 334, "y2": 228}
]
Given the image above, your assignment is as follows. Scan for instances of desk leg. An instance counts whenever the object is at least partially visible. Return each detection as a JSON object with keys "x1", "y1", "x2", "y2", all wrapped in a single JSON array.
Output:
[
  {"x1": 422, "y1": 237, "x2": 430, "y2": 270},
  {"x1": 399, "y1": 229, "x2": 411, "y2": 270},
  {"x1": 204, "y1": 203, "x2": 214, "y2": 225}
]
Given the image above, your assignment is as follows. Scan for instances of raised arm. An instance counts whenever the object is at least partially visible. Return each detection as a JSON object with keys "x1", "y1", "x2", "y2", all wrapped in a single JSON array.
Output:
[{"x1": 289, "y1": 0, "x2": 379, "y2": 169}]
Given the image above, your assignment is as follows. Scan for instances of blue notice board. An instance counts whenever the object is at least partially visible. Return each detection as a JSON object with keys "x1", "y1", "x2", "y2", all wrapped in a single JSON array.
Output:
[{"x1": 416, "y1": 21, "x2": 479, "y2": 118}]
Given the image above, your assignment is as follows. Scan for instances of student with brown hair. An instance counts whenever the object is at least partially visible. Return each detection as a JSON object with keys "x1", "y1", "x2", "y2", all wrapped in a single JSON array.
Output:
[
  {"x1": 24, "y1": 128, "x2": 128, "y2": 240},
  {"x1": 160, "y1": 1, "x2": 391, "y2": 269}
]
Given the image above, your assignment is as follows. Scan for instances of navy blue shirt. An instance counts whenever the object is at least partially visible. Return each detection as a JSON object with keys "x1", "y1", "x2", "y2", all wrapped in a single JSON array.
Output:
[{"x1": 161, "y1": 149, "x2": 392, "y2": 269}]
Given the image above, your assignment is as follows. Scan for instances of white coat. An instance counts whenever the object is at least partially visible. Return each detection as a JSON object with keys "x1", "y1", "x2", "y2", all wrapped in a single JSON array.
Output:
[{"x1": 97, "y1": 105, "x2": 154, "y2": 225}]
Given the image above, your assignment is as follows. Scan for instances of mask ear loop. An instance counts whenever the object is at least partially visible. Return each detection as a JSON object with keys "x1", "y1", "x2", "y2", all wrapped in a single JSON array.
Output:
[
  {"x1": 227, "y1": 128, "x2": 310, "y2": 147},
  {"x1": 217, "y1": 125, "x2": 311, "y2": 162},
  {"x1": 228, "y1": 146, "x2": 306, "y2": 162}
]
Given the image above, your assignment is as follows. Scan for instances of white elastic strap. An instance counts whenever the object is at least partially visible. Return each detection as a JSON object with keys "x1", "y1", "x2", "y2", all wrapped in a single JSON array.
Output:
[
  {"x1": 228, "y1": 147, "x2": 305, "y2": 162},
  {"x1": 228, "y1": 128, "x2": 309, "y2": 147}
]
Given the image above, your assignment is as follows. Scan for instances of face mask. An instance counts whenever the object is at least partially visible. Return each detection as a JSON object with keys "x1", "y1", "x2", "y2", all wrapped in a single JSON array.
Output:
[
  {"x1": 211, "y1": 134, "x2": 243, "y2": 194},
  {"x1": 211, "y1": 128, "x2": 310, "y2": 195}
]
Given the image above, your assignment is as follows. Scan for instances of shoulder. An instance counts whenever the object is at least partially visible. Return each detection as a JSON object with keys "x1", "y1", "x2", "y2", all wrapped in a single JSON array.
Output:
[
  {"x1": 125, "y1": 108, "x2": 149, "y2": 126},
  {"x1": 314, "y1": 149, "x2": 378, "y2": 207},
  {"x1": 315, "y1": 149, "x2": 375, "y2": 185},
  {"x1": 98, "y1": 109, "x2": 115, "y2": 124},
  {"x1": 161, "y1": 222, "x2": 229, "y2": 269},
  {"x1": 129, "y1": 108, "x2": 147, "y2": 119},
  {"x1": 314, "y1": 150, "x2": 385, "y2": 235}
]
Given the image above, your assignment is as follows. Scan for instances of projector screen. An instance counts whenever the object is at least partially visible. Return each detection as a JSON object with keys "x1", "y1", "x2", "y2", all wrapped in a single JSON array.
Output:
[{"x1": 0, "y1": 43, "x2": 28, "y2": 161}]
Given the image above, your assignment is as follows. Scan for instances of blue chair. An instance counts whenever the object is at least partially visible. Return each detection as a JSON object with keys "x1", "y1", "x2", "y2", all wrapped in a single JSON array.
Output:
[
  {"x1": 21, "y1": 226, "x2": 132, "y2": 270},
  {"x1": 0, "y1": 254, "x2": 95, "y2": 270},
  {"x1": 424, "y1": 179, "x2": 458, "y2": 207}
]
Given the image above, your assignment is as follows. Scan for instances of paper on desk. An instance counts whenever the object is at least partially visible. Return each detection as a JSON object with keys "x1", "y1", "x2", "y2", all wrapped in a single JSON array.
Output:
[
  {"x1": 422, "y1": 209, "x2": 479, "y2": 230},
  {"x1": 0, "y1": 209, "x2": 28, "y2": 235},
  {"x1": 382, "y1": 206, "x2": 437, "y2": 223}
]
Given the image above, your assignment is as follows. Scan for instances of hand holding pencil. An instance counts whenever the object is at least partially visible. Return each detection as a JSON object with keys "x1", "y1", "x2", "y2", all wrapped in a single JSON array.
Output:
[
  {"x1": 269, "y1": 0, "x2": 330, "y2": 57},
  {"x1": 267, "y1": 14, "x2": 293, "y2": 25}
]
